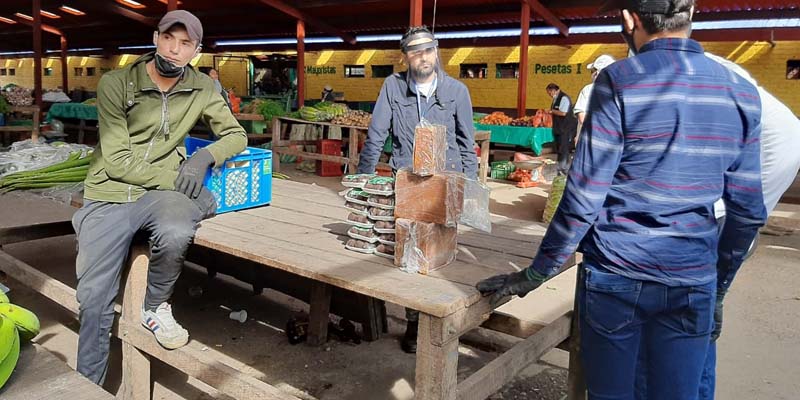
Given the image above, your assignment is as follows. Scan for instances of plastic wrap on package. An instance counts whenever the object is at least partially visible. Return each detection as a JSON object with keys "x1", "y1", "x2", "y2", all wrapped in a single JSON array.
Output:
[
  {"x1": 395, "y1": 169, "x2": 464, "y2": 227},
  {"x1": 413, "y1": 119, "x2": 446, "y2": 176},
  {"x1": 0, "y1": 140, "x2": 92, "y2": 177},
  {"x1": 459, "y1": 179, "x2": 492, "y2": 233},
  {"x1": 395, "y1": 218, "x2": 457, "y2": 274}
]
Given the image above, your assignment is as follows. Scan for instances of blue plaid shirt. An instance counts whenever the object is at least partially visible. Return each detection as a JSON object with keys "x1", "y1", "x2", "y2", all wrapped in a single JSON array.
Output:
[{"x1": 529, "y1": 38, "x2": 766, "y2": 286}]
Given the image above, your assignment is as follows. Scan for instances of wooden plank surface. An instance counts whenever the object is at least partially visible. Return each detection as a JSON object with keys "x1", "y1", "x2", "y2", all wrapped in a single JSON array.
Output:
[
  {"x1": 194, "y1": 179, "x2": 547, "y2": 317},
  {"x1": 119, "y1": 245, "x2": 151, "y2": 400},
  {"x1": 1, "y1": 344, "x2": 113, "y2": 400}
]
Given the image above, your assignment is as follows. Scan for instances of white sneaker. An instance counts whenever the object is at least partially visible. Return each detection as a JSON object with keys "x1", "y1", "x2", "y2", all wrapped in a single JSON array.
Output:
[{"x1": 141, "y1": 302, "x2": 189, "y2": 349}]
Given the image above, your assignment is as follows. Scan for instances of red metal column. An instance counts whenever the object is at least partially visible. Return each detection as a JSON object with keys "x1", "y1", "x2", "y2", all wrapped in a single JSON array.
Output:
[
  {"x1": 517, "y1": 1, "x2": 530, "y2": 118},
  {"x1": 410, "y1": 0, "x2": 423, "y2": 27},
  {"x1": 60, "y1": 36, "x2": 68, "y2": 92},
  {"x1": 297, "y1": 19, "x2": 305, "y2": 109},
  {"x1": 32, "y1": 0, "x2": 43, "y2": 107},
  {"x1": 168, "y1": 0, "x2": 178, "y2": 11}
]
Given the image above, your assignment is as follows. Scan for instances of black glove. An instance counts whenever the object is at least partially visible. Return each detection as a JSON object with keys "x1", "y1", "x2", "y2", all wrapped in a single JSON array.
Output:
[
  {"x1": 710, "y1": 291, "x2": 726, "y2": 341},
  {"x1": 193, "y1": 186, "x2": 218, "y2": 220},
  {"x1": 175, "y1": 148, "x2": 215, "y2": 199},
  {"x1": 476, "y1": 269, "x2": 547, "y2": 308}
]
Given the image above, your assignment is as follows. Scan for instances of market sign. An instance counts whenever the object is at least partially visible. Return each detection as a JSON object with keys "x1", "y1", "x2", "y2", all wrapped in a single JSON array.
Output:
[
  {"x1": 306, "y1": 66, "x2": 337, "y2": 75},
  {"x1": 534, "y1": 63, "x2": 584, "y2": 74}
]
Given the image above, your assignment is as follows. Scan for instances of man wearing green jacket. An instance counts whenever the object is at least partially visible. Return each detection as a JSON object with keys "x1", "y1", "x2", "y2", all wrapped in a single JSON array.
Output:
[{"x1": 72, "y1": 10, "x2": 246, "y2": 384}]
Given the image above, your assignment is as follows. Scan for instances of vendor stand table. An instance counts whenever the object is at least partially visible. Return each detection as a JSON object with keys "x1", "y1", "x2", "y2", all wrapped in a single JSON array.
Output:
[
  {"x1": 0, "y1": 106, "x2": 40, "y2": 146},
  {"x1": 272, "y1": 117, "x2": 491, "y2": 182},
  {"x1": 45, "y1": 102, "x2": 98, "y2": 144},
  {"x1": 473, "y1": 124, "x2": 554, "y2": 155}
]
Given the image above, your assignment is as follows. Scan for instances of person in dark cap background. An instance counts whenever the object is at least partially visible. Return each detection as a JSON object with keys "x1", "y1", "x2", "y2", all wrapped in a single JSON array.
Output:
[
  {"x1": 357, "y1": 25, "x2": 477, "y2": 353},
  {"x1": 73, "y1": 9, "x2": 247, "y2": 384},
  {"x1": 544, "y1": 82, "x2": 578, "y2": 175},
  {"x1": 476, "y1": 0, "x2": 766, "y2": 399},
  {"x1": 321, "y1": 84, "x2": 335, "y2": 102}
]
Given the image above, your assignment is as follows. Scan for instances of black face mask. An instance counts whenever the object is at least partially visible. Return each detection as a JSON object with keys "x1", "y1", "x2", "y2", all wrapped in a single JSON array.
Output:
[{"x1": 154, "y1": 53, "x2": 184, "y2": 78}]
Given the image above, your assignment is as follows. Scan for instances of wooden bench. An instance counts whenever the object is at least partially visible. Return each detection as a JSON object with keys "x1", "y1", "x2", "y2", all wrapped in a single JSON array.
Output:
[{"x1": 1, "y1": 343, "x2": 113, "y2": 399}]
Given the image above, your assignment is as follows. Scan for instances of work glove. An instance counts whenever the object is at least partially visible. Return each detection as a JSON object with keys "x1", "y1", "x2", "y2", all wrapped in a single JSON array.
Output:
[
  {"x1": 476, "y1": 269, "x2": 547, "y2": 308},
  {"x1": 710, "y1": 291, "x2": 726, "y2": 341},
  {"x1": 193, "y1": 186, "x2": 218, "y2": 220},
  {"x1": 175, "y1": 148, "x2": 215, "y2": 199}
]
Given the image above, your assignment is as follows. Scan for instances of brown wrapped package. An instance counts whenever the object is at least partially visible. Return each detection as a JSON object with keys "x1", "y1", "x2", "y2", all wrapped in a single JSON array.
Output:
[
  {"x1": 395, "y1": 170, "x2": 464, "y2": 226},
  {"x1": 394, "y1": 218, "x2": 457, "y2": 274},
  {"x1": 413, "y1": 124, "x2": 446, "y2": 176}
]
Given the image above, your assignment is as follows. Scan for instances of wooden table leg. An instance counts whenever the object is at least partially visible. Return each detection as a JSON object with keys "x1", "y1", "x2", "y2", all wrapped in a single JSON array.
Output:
[
  {"x1": 347, "y1": 128, "x2": 360, "y2": 174},
  {"x1": 415, "y1": 313, "x2": 459, "y2": 400},
  {"x1": 78, "y1": 119, "x2": 86, "y2": 144},
  {"x1": 307, "y1": 281, "x2": 332, "y2": 346},
  {"x1": 479, "y1": 138, "x2": 490, "y2": 183},
  {"x1": 119, "y1": 244, "x2": 152, "y2": 400},
  {"x1": 567, "y1": 265, "x2": 587, "y2": 400}
]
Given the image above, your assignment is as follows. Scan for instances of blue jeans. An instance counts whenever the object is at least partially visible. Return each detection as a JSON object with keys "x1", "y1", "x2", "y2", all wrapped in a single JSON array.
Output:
[{"x1": 579, "y1": 262, "x2": 716, "y2": 400}]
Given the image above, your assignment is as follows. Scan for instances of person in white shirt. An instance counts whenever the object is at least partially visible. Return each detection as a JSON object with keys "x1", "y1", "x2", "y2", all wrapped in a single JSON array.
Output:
[
  {"x1": 701, "y1": 52, "x2": 800, "y2": 400},
  {"x1": 573, "y1": 54, "x2": 615, "y2": 145}
]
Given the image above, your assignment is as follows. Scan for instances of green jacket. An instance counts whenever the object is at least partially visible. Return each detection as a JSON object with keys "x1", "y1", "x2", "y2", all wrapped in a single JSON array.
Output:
[{"x1": 83, "y1": 52, "x2": 247, "y2": 203}]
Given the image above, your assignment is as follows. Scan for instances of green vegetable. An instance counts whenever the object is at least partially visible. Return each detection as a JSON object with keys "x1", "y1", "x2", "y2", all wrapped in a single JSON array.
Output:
[
  {"x1": 256, "y1": 100, "x2": 287, "y2": 123},
  {"x1": 0, "y1": 151, "x2": 91, "y2": 192},
  {"x1": 542, "y1": 175, "x2": 566, "y2": 223}
]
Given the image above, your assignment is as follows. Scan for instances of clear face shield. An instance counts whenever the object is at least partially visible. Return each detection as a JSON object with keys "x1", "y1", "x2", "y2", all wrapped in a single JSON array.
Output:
[{"x1": 401, "y1": 31, "x2": 444, "y2": 82}]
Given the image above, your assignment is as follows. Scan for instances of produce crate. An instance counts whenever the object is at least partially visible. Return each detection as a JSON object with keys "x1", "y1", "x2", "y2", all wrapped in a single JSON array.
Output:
[
  {"x1": 240, "y1": 119, "x2": 267, "y2": 134},
  {"x1": 185, "y1": 137, "x2": 272, "y2": 214},
  {"x1": 316, "y1": 139, "x2": 343, "y2": 177},
  {"x1": 490, "y1": 161, "x2": 515, "y2": 180}
]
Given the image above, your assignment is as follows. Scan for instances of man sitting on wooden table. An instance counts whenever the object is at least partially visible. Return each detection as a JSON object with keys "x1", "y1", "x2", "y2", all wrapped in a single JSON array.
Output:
[
  {"x1": 356, "y1": 25, "x2": 477, "y2": 353},
  {"x1": 72, "y1": 10, "x2": 246, "y2": 384}
]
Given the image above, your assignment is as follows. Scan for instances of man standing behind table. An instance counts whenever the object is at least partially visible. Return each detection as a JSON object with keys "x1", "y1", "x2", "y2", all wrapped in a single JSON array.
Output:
[
  {"x1": 544, "y1": 83, "x2": 578, "y2": 175},
  {"x1": 476, "y1": 0, "x2": 767, "y2": 398},
  {"x1": 356, "y1": 26, "x2": 477, "y2": 353}
]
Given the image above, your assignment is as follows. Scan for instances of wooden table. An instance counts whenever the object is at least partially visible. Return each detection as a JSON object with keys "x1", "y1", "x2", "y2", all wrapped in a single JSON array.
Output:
[
  {"x1": 0, "y1": 184, "x2": 582, "y2": 400},
  {"x1": 272, "y1": 117, "x2": 491, "y2": 183},
  {"x1": 192, "y1": 179, "x2": 575, "y2": 399},
  {"x1": 271, "y1": 116, "x2": 378, "y2": 175},
  {"x1": 0, "y1": 106, "x2": 40, "y2": 146}
]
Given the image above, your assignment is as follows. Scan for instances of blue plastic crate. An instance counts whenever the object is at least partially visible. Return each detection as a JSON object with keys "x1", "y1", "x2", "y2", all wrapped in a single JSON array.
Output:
[{"x1": 185, "y1": 137, "x2": 272, "y2": 214}]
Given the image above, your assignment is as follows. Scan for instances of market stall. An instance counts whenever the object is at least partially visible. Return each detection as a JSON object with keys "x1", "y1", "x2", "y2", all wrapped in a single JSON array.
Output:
[
  {"x1": 474, "y1": 110, "x2": 555, "y2": 156},
  {"x1": 45, "y1": 102, "x2": 98, "y2": 144}
]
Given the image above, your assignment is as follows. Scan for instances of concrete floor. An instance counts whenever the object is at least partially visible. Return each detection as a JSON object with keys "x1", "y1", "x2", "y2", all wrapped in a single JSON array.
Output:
[{"x1": 1, "y1": 169, "x2": 798, "y2": 399}]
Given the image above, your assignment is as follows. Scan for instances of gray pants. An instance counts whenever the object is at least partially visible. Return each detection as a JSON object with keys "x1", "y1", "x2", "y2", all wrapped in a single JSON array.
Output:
[{"x1": 72, "y1": 190, "x2": 214, "y2": 384}]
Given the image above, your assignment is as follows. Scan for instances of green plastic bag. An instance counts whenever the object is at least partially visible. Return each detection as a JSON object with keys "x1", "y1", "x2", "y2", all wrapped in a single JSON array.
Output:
[{"x1": 542, "y1": 175, "x2": 567, "y2": 223}]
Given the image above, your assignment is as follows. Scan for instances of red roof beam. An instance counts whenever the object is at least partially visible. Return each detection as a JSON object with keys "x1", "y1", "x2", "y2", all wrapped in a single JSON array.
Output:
[
  {"x1": 525, "y1": 0, "x2": 569, "y2": 37},
  {"x1": 255, "y1": 0, "x2": 357, "y2": 45},
  {"x1": 14, "y1": 16, "x2": 64, "y2": 37}
]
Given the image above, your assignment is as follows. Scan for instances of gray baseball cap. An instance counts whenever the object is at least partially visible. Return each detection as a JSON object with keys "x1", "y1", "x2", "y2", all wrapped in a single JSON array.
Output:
[{"x1": 158, "y1": 10, "x2": 203, "y2": 44}]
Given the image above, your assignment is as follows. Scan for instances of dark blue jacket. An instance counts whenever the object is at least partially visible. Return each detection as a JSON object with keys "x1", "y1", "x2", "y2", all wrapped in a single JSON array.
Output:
[{"x1": 356, "y1": 71, "x2": 477, "y2": 178}]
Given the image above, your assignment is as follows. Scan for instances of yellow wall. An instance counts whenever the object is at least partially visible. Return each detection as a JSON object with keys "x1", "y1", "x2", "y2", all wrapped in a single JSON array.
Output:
[
  {"x1": 304, "y1": 40, "x2": 800, "y2": 114},
  {"x1": 2, "y1": 41, "x2": 799, "y2": 113},
  {"x1": 0, "y1": 52, "x2": 250, "y2": 96}
]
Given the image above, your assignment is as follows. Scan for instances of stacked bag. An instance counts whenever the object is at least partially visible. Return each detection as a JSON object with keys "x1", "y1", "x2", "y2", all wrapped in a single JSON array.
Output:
[
  {"x1": 342, "y1": 174, "x2": 397, "y2": 259},
  {"x1": 393, "y1": 121, "x2": 491, "y2": 274}
]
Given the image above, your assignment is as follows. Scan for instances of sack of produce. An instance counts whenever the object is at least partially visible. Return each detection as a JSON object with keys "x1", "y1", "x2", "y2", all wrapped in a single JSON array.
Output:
[
  {"x1": 367, "y1": 194, "x2": 395, "y2": 209},
  {"x1": 347, "y1": 226, "x2": 379, "y2": 243},
  {"x1": 375, "y1": 243, "x2": 395, "y2": 259},
  {"x1": 362, "y1": 176, "x2": 395, "y2": 196},
  {"x1": 368, "y1": 206, "x2": 394, "y2": 221},
  {"x1": 342, "y1": 173, "x2": 376, "y2": 188},
  {"x1": 346, "y1": 212, "x2": 374, "y2": 229},
  {"x1": 373, "y1": 220, "x2": 396, "y2": 234},
  {"x1": 542, "y1": 175, "x2": 567, "y2": 223},
  {"x1": 345, "y1": 201, "x2": 369, "y2": 215},
  {"x1": 345, "y1": 239, "x2": 377, "y2": 254}
]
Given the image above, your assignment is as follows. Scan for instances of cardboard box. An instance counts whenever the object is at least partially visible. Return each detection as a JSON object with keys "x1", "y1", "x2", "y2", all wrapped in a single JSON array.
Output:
[
  {"x1": 395, "y1": 170, "x2": 464, "y2": 226},
  {"x1": 413, "y1": 124, "x2": 446, "y2": 176},
  {"x1": 395, "y1": 218, "x2": 457, "y2": 274}
]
